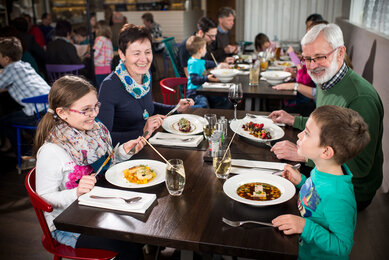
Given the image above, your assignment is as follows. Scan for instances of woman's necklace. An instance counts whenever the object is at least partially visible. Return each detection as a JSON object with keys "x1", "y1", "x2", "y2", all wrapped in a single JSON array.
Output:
[{"x1": 133, "y1": 76, "x2": 150, "y2": 120}]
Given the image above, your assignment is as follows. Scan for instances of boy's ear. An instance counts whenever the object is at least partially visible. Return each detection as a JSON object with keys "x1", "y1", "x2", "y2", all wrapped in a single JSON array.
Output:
[{"x1": 321, "y1": 146, "x2": 335, "y2": 160}]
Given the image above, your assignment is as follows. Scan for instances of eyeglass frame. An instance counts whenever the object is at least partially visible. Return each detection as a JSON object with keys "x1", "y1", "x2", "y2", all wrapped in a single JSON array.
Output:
[
  {"x1": 300, "y1": 47, "x2": 339, "y2": 65},
  {"x1": 68, "y1": 102, "x2": 101, "y2": 116},
  {"x1": 205, "y1": 32, "x2": 217, "y2": 40}
]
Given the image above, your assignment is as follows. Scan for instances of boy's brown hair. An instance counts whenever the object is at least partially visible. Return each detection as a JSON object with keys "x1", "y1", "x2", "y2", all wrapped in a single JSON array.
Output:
[
  {"x1": 311, "y1": 105, "x2": 370, "y2": 165},
  {"x1": 0, "y1": 37, "x2": 22, "y2": 62},
  {"x1": 186, "y1": 36, "x2": 206, "y2": 55}
]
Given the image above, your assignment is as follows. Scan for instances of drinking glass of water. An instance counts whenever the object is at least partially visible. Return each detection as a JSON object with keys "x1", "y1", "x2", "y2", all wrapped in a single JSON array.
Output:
[
  {"x1": 203, "y1": 114, "x2": 217, "y2": 140},
  {"x1": 228, "y1": 83, "x2": 243, "y2": 121},
  {"x1": 212, "y1": 148, "x2": 232, "y2": 179},
  {"x1": 165, "y1": 159, "x2": 186, "y2": 196}
]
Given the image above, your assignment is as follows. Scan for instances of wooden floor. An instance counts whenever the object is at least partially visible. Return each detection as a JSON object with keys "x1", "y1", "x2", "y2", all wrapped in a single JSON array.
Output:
[{"x1": 0, "y1": 58, "x2": 388, "y2": 259}]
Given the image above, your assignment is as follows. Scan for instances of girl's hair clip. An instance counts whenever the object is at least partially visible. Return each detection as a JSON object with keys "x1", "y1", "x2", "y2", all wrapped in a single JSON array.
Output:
[{"x1": 47, "y1": 108, "x2": 58, "y2": 119}]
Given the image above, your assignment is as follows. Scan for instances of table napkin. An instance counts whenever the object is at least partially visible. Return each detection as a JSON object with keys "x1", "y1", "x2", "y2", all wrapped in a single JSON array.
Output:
[
  {"x1": 78, "y1": 186, "x2": 156, "y2": 214},
  {"x1": 202, "y1": 82, "x2": 231, "y2": 89},
  {"x1": 149, "y1": 132, "x2": 203, "y2": 147},
  {"x1": 231, "y1": 159, "x2": 285, "y2": 175}
]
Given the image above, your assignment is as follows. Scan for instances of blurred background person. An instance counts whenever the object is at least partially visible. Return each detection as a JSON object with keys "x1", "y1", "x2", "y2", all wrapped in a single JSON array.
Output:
[
  {"x1": 39, "y1": 13, "x2": 54, "y2": 45},
  {"x1": 93, "y1": 21, "x2": 113, "y2": 89},
  {"x1": 211, "y1": 7, "x2": 238, "y2": 62}
]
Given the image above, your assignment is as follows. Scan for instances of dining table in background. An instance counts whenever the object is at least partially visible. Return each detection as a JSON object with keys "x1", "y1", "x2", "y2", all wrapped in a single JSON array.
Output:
[
  {"x1": 196, "y1": 74, "x2": 297, "y2": 111},
  {"x1": 54, "y1": 108, "x2": 300, "y2": 259}
]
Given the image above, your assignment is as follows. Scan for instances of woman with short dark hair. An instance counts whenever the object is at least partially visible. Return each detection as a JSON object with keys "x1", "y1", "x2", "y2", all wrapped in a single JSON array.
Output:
[{"x1": 98, "y1": 24, "x2": 193, "y2": 145}]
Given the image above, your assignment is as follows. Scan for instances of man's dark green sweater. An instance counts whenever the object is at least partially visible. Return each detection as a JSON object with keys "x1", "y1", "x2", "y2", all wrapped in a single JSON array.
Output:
[{"x1": 293, "y1": 69, "x2": 384, "y2": 203}]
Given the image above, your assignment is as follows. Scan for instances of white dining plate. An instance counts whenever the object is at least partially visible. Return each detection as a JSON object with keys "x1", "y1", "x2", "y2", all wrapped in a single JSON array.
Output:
[
  {"x1": 105, "y1": 159, "x2": 166, "y2": 188},
  {"x1": 230, "y1": 117, "x2": 285, "y2": 142},
  {"x1": 223, "y1": 173, "x2": 296, "y2": 206},
  {"x1": 230, "y1": 64, "x2": 250, "y2": 70},
  {"x1": 162, "y1": 114, "x2": 207, "y2": 135},
  {"x1": 274, "y1": 60, "x2": 293, "y2": 68}
]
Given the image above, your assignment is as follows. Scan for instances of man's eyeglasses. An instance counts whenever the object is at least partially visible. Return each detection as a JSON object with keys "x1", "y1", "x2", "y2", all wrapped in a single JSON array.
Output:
[
  {"x1": 301, "y1": 47, "x2": 338, "y2": 65},
  {"x1": 68, "y1": 102, "x2": 101, "y2": 117},
  {"x1": 205, "y1": 33, "x2": 217, "y2": 39}
]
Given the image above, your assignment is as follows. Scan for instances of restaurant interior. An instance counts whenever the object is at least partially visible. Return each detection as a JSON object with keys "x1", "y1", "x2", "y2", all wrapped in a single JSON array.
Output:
[{"x1": 0, "y1": 0, "x2": 388, "y2": 259}]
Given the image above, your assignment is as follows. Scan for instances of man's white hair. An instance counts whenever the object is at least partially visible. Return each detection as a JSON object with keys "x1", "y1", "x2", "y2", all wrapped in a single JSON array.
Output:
[{"x1": 301, "y1": 23, "x2": 344, "y2": 49}]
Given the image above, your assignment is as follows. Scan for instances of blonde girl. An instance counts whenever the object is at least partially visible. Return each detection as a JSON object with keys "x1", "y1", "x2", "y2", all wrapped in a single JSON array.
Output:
[{"x1": 93, "y1": 20, "x2": 113, "y2": 88}]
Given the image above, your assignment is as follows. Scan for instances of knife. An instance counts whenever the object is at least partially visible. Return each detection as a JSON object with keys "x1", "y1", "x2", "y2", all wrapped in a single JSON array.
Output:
[
  {"x1": 94, "y1": 142, "x2": 120, "y2": 177},
  {"x1": 128, "y1": 131, "x2": 149, "y2": 155},
  {"x1": 166, "y1": 104, "x2": 180, "y2": 117}
]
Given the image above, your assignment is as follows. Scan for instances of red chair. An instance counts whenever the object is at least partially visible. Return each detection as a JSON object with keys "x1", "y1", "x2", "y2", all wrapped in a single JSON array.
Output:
[
  {"x1": 160, "y1": 77, "x2": 187, "y2": 105},
  {"x1": 25, "y1": 168, "x2": 117, "y2": 260}
]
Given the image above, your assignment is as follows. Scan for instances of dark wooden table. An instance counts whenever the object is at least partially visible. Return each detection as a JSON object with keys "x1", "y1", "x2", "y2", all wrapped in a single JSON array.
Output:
[
  {"x1": 54, "y1": 109, "x2": 300, "y2": 259},
  {"x1": 196, "y1": 75, "x2": 297, "y2": 111}
]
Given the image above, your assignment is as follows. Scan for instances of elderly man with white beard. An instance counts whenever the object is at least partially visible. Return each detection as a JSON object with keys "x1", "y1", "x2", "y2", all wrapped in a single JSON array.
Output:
[{"x1": 268, "y1": 23, "x2": 384, "y2": 211}]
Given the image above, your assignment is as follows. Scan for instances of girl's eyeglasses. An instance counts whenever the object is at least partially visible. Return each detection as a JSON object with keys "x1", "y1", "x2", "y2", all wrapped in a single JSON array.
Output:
[
  {"x1": 300, "y1": 47, "x2": 338, "y2": 65},
  {"x1": 68, "y1": 102, "x2": 101, "y2": 116}
]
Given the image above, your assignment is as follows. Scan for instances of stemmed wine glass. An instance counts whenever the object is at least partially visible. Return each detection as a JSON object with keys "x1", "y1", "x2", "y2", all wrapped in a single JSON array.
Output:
[{"x1": 228, "y1": 83, "x2": 243, "y2": 121}]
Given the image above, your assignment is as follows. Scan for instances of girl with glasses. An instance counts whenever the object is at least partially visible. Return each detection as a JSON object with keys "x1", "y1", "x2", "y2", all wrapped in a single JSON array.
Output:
[{"x1": 33, "y1": 75, "x2": 145, "y2": 258}]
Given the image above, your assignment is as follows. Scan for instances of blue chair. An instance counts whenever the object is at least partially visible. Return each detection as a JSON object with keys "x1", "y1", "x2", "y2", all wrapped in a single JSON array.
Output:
[
  {"x1": 46, "y1": 64, "x2": 85, "y2": 84},
  {"x1": 12, "y1": 94, "x2": 48, "y2": 174}
]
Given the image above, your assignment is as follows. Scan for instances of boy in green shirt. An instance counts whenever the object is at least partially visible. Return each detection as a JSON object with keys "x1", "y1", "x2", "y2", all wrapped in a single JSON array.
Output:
[{"x1": 273, "y1": 105, "x2": 370, "y2": 259}]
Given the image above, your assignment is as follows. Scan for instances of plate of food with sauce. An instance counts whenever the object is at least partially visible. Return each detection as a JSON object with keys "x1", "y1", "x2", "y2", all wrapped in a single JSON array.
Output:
[
  {"x1": 162, "y1": 114, "x2": 207, "y2": 135},
  {"x1": 223, "y1": 173, "x2": 296, "y2": 206},
  {"x1": 105, "y1": 159, "x2": 166, "y2": 188}
]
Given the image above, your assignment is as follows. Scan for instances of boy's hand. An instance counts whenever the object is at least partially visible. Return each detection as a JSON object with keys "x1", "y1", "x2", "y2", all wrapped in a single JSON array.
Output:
[
  {"x1": 282, "y1": 164, "x2": 302, "y2": 185},
  {"x1": 208, "y1": 74, "x2": 219, "y2": 82},
  {"x1": 217, "y1": 62, "x2": 229, "y2": 69},
  {"x1": 272, "y1": 214, "x2": 306, "y2": 235}
]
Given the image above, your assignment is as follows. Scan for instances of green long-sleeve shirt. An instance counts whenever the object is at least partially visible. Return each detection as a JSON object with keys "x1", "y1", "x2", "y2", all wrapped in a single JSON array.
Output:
[
  {"x1": 296, "y1": 165, "x2": 356, "y2": 259},
  {"x1": 293, "y1": 69, "x2": 384, "y2": 202}
]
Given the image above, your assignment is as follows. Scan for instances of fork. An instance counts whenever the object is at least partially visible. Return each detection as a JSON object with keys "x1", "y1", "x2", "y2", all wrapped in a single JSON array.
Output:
[
  {"x1": 271, "y1": 163, "x2": 301, "y2": 176},
  {"x1": 222, "y1": 217, "x2": 273, "y2": 227},
  {"x1": 89, "y1": 195, "x2": 142, "y2": 204},
  {"x1": 156, "y1": 137, "x2": 194, "y2": 142}
]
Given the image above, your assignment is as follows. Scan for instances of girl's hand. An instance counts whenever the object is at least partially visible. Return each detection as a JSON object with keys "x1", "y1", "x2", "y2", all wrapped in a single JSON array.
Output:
[
  {"x1": 282, "y1": 164, "x2": 302, "y2": 185},
  {"x1": 208, "y1": 74, "x2": 219, "y2": 82},
  {"x1": 143, "y1": 114, "x2": 165, "y2": 136},
  {"x1": 123, "y1": 136, "x2": 147, "y2": 154},
  {"x1": 284, "y1": 67, "x2": 296, "y2": 78},
  {"x1": 272, "y1": 83, "x2": 294, "y2": 91},
  {"x1": 272, "y1": 214, "x2": 306, "y2": 235},
  {"x1": 76, "y1": 174, "x2": 96, "y2": 197},
  {"x1": 177, "y1": 98, "x2": 194, "y2": 112}
]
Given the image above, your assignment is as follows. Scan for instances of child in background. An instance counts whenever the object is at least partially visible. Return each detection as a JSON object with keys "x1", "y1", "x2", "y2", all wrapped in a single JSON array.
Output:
[
  {"x1": 0, "y1": 37, "x2": 50, "y2": 154},
  {"x1": 186, "y1": 36, "x2": 230, "y2": 108},
  {"x1": 34, "y1": 75, "x2": 146, "y2": 258},
  {"x1": 93, "y1": 20, "x2": 113, "y2": 89},
  {"x1": 272, "y1": 105, "x2": 370, "y2": 259},
  {"x1": 186, "y1": 36, "x2": 219, "y2": 108}
]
